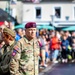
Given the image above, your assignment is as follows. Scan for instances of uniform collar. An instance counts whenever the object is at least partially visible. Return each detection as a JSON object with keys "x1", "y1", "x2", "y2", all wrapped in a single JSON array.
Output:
[
  {"x1": 24, "y1": 36, "x2": 35, "y2": 45},
  {"x1": 9, "y1": 40, "x2": 15, "y2": 46}
]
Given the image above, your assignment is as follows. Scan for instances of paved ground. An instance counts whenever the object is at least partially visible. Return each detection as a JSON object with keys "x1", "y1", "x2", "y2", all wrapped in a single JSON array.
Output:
[
  {"x1": 39, "y1": 61, "x2": 53, "y2": 73},
  {"x1": 39, "y1": 61, "x2": 55, "y2": 75},
  {"x1": 39, "y1": 63, "x2": 75, "y2": 75}
]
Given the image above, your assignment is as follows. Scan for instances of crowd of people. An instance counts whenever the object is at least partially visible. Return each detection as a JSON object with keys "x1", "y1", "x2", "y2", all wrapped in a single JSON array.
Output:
[
  {"x1": 0, "y1": 22, "x2": 75, "y2": 75},
  {"x1": 38, "y1": 29, "x2": 75, "y2": 67}
]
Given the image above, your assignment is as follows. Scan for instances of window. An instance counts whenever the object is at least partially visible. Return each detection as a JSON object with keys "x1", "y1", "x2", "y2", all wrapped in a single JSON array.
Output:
[
  {"x1": 55, "y1": 7, "x2": 61, "y2": 18},
  {"x1": 36, "y1": 7, "x2": 41, "y2": 19}
]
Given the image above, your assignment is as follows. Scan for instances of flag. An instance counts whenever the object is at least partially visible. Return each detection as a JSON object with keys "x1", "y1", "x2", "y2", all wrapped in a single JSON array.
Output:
[{"x1": 32, "y1": 0, "x2": 41, "y2": 3}]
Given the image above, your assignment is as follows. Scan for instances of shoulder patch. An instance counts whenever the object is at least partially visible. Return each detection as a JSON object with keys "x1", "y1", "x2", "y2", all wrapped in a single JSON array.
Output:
[
  {"x1": 12, "y1": 50, "x2": 17, "y2": 56},
  {"x1": 12, "y1": 46, "x2": 20, "y2": 56},
  {"x1": 14, "y1": 46, "x2": 19, "y2": 52}
]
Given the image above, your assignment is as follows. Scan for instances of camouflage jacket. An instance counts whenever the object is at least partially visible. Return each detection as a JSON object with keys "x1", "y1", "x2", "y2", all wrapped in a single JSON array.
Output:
[
  {"x1": 10, "y1": 36, "x2": 40, "y2": 75},
  {"x1": 0, "y1": 41, "x2": 16, "y2": 74}
]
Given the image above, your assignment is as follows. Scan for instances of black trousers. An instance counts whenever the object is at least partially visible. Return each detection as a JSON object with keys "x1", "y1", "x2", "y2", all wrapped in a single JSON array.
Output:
[{"x1": 61, "y1": 49, "x2": 69, "y2": 59}]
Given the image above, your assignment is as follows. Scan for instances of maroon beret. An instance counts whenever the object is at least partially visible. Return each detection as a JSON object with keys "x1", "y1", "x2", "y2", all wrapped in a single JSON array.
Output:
[{"x1": 25, "y1": 22, "x2": 36, "y2": 29}]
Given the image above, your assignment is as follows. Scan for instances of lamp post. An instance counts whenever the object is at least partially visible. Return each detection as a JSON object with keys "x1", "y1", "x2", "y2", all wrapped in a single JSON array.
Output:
[
  {"x1": 50, "y1": 15, "x2": 55, "y2": 24},
  {"x1": 5, "y1": 0, "x2": 11, "y2": 14},
  {"x1": 7, "y1": 0, "x2": 11, "y2": 28},
  {"x1": 8, "y1": 0, "x2": 10, "y2": 14},
  {"x1": 50, "y1": 15, "x2": 55, "y2": 27},
  {"x1": 5, "y1": 0, "x2": 11, "y2": 28}
]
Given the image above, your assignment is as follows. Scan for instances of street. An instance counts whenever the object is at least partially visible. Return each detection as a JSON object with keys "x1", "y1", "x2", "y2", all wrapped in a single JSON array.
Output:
[{"x1": 39, "y1": 63, "x2": 75, "y2": 75}]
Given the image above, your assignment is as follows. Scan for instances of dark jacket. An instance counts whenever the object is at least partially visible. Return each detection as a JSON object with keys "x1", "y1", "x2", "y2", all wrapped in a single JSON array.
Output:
[{"x1": 61, "y1": 39, "x2": 69, "y2": 50}]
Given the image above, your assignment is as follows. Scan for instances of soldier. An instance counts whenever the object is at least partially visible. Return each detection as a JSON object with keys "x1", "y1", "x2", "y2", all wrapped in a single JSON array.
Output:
[
  {"x1": 10, "y1": 22, "x2": 40, "y2": 75},
  {"x1": 0, "y1": 27, "x2": 16, "y2": 75}
]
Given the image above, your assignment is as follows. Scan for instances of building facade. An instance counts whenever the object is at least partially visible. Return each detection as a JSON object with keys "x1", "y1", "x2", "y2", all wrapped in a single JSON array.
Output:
[
  {"x1": 22, "y1": 0, "x2": 75, "y2": 27},
  {"x1": 1, "y1": 0, "x2": 75, "y2": 27}
]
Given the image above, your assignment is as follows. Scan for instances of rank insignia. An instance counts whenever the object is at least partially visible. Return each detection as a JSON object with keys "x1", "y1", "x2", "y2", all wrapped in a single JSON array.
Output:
[{"x1": 12, "y1": 50, "x2": 17, "y2": 56}]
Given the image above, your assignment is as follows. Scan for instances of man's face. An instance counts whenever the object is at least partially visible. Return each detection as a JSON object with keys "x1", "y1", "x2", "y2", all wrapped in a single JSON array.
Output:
[
  {"x1": 25, "y1": 28, "x2": 36, "y2": 39},
  {"x1": 18, "y1": 29, "x2": 23, "y2": 37},
  {"x1": 65, "y1": 31, "x2": 69, "y2": 36}
]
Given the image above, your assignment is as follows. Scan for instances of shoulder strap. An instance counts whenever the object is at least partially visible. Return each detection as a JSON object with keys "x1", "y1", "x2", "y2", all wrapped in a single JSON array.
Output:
[{"x1": 10, "y1": 41, "x2": 17, "y2": 51}]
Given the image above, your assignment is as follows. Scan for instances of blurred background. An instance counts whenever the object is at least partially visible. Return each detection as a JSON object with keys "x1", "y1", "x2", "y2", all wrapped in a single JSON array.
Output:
[{"x1": 0, "y1": 0, "x2": 75, "y2": 31}]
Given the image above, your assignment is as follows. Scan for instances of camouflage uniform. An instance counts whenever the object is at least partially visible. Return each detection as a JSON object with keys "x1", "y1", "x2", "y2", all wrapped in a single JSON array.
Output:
[
  {"x1": 0, "y1": 27, "x2": 16, "y2": 75},
  {"x1": 0, "y1": 41, "x2": 16, "y2": 75},
  {"x1": 10, "y1": 36, "x2": 40, "y2": 75}
]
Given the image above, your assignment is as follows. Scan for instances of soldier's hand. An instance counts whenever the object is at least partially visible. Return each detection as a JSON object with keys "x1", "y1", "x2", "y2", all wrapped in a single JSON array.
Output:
[{"x1": 34, "y1": 52, "x2": 39, "y2": 57}]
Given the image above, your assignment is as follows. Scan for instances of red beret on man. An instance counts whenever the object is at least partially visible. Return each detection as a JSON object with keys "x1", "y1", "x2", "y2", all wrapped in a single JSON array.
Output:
[{"x1": 25, "y1": 22, "x2": 36, "y2": 29}]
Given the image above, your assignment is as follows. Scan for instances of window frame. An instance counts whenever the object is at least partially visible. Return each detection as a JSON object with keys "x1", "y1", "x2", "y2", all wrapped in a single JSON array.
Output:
[
  {"x1": 35, "y1": 7, "x2": 41, "y2": 19},
  {"x1": 54, "y1": 7, "x2": 61, "y2": 18}
]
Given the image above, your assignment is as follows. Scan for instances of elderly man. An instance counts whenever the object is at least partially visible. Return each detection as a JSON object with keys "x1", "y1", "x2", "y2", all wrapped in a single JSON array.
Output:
[
  {"x1": 10, "y1": 22, "x2": 40, "y2": 75},
  {"x1": 0, "y1": 27, "x2": 16, "y2": 75}
]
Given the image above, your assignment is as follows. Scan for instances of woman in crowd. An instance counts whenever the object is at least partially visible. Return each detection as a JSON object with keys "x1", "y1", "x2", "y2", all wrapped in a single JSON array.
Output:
[{"x1": 50, "y1": 31, "x2": 61, "y2": 63}]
